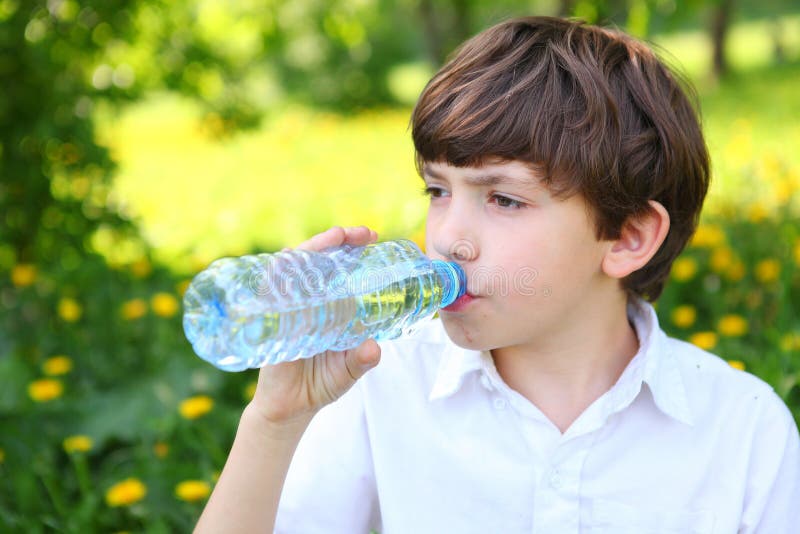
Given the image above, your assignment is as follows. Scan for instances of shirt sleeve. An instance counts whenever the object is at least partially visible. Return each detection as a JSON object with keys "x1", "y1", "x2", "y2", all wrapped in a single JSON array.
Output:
[
  {"x1": 274, "y1": 380, "x2": 380, "y2": 534},
  {"x1": 740, "y1": 390, "x2": 800, "y2": 534}
]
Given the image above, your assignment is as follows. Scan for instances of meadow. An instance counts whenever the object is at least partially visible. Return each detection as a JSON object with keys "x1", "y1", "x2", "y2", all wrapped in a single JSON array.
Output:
[{"x1": 1, "y1": 15, "x2": 799, "y2": 532}]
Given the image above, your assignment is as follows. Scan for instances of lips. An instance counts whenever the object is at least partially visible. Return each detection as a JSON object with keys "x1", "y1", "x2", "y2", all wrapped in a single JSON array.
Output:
[{"x1": 442, "y1": 292, "x2": 476, "y2": 312}]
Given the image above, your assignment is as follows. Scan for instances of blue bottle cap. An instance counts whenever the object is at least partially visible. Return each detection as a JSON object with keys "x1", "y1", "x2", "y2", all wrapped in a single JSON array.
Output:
[{"x1": 432, "y1": 260, "x2": 466, "y2": 307}]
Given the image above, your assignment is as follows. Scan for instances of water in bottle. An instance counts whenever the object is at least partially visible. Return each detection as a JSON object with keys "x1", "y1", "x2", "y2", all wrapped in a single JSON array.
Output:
[{"x1": 182, "y1": 239, "x2": 465, "y2": 371}]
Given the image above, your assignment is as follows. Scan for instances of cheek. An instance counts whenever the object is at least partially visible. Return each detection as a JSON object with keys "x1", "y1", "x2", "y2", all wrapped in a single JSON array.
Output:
[
  {"x1": 423, "y1": 217, "x2": 435, "y2": 254},
  {"x1": 487, "y1": 244, "x2": 570, "y2": 301},
  {"x1": 481, "y1": 253, "x2": 535, "y2": 298},
  {"x1": 424, "y1": 207, "x2": 437, "y2": 231}
]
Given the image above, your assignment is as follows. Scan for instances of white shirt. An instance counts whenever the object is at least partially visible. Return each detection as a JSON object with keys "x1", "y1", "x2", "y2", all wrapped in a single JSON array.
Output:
[{"x1": 275, "y1": 299, "x2": 800, "y2": 533}]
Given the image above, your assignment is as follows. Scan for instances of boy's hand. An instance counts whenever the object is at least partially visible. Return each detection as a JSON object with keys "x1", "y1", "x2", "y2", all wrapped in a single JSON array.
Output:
[{"x1": 247, "y1": 226, "x2": 382, "y2": 429}]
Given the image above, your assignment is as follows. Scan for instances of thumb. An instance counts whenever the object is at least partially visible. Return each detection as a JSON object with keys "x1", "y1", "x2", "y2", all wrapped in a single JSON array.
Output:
[{"x1": 344, "y1": 339, "x2": 381, "y2": 381}]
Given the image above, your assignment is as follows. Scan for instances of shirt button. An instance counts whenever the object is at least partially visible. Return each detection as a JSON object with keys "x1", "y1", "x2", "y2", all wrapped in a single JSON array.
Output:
[
  {"x1": 493, "y1": 397, "x2": 507, "y2": 410},
  {"x1": 550, "y1": 471, "x2": 563, "y2": 489}
]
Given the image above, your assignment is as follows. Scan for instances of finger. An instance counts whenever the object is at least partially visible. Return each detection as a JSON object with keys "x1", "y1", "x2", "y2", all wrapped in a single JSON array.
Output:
[
  {"x1": 296, "y1": 226, "x2": 346, "y2": 251},
  {"x1": 296, "y1": 226, "x2": 378, "y2": 252},
  {"x1": 341, "y1": 226, "x2": 376, "y2": 246},
  {"x1": 343, "y1": 339, "x2": 381, "y2": 382}
]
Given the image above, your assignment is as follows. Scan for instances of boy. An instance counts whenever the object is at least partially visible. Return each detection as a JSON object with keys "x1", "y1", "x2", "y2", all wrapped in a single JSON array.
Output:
[{"x1": 197, "y1": 17, "x2": 800, "y2": 533}]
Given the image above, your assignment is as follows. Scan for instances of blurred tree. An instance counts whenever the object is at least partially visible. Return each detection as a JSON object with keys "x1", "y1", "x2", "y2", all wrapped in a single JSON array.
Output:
[
  {"x1": 0, "y1": 1, "x2": 144, "y2": 267},
  {"x1": 558, "y1": 0, "x2": 575, "y2": 16},
  {"x1": 710, "y1": 0, "x2": 735, "y2": 77},
  {"x1": 417, "y1": 0, "x2": 474, "y2": 65},
  {"x1": 771, "y1": 17, "x2": 785, "y2": 63}
]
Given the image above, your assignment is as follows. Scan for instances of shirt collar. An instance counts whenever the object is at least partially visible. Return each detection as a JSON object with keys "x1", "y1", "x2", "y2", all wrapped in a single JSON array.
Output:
[
  {"x1": 428, "y1": 298, "x2": 694, "y2": 427},
  {"x1": 617, "y1": 298, "x2": 694, "y2": 426},
  {"x1": 428, "y1": 341, "x2": 485, "y2": 401}
]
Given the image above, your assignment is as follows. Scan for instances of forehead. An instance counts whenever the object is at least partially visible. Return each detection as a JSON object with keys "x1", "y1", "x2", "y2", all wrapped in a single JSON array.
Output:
[{"x1": 421, "y1": 160, "x2": 546, "y2": 191}]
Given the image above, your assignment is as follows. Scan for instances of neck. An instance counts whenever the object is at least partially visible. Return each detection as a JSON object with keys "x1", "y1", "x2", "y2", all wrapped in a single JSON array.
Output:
[{"x1": 491, "y1": 293, "x2": 640, "y2": 433}]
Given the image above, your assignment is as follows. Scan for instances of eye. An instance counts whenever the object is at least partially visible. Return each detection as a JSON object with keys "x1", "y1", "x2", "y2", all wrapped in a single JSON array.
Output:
[
  {"x1": 421, "y1": 186, "x2": 448, "y2": 199},
  {"x1": 491, "y1": 194, "x2": 524, "y2": 210}
]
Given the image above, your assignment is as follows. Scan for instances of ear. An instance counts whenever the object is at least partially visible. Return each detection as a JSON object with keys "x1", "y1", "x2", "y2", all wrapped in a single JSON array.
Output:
[{"x1": 602, "y1": 200, "x2": 670, "y2": 279}]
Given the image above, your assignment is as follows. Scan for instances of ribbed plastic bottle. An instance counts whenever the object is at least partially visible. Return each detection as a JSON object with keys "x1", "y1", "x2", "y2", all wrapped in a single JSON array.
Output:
[{"x1": 182, "y1": 239, "x2": 466, "y2": 371}]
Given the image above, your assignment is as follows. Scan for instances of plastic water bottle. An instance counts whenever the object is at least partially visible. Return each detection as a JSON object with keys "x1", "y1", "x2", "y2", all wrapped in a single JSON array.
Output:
[{"x1": 182, "y1": 239, "x2": 465, "y2": 371}]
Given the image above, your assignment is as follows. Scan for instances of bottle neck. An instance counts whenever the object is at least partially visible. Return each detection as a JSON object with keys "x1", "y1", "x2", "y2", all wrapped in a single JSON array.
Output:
[{"x1": 431, "y1": 260, "x2": 466, "y2": 308}]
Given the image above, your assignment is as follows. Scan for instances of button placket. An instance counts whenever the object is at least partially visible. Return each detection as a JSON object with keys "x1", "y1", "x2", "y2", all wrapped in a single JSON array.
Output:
[
  {"x1": 531, "y1": 439, "x2": 591, "y2": 534},
  {"x1": 549, "y1": 470, "x2": 564, "y2": 489}
]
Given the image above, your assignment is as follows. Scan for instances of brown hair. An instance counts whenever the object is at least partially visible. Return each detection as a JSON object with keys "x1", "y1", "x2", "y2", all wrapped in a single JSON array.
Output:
[{"x1": 411, "y1": 16, "x2": 709, "y2": 301}]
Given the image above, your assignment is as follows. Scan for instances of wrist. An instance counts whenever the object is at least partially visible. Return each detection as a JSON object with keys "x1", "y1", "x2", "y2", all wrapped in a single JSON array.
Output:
[{"x1": 241, "y1": 402, "x2": 316, "y2": 441}]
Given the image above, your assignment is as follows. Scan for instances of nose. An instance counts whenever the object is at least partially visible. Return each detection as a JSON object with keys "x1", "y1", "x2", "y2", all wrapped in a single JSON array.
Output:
[
  {"x1": 448, "y1": 239, "x2": 477, "y2": 262},
  {"x1": 429, "y1": 205, "x2": 479, "y2": 264}
]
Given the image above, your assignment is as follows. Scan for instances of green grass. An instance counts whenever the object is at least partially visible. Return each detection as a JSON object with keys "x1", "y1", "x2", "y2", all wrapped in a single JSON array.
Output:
[{"x1": 101, "y1": 101, "x2": 426, "y2": 273}]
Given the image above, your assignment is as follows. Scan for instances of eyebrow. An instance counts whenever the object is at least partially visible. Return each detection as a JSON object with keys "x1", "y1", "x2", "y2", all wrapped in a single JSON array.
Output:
[{"x1": 422, "y1": 163, "x2": 536, "y2": 188}]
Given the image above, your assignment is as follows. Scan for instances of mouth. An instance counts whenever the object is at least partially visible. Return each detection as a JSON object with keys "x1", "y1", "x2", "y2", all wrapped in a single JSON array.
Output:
[{"x1": 442, "y1": 292, "x2": 478, "y2": 312}]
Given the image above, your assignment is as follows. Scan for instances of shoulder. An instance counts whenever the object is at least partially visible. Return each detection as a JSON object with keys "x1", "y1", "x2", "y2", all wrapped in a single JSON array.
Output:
[
  {"x1": 665, "y1": 335, "x2": 795, "y2": 436},
  {"x1": 662, "y1": 337, "x2": 800, "y2": 529},
  {"x1": 667, "y1": 334, "x2": 771, "y2": 395}
]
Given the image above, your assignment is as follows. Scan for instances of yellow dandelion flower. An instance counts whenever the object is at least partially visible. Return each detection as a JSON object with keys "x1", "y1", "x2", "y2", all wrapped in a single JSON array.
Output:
[
  {"x1": 130, "y1": 258, "x2": 152, "y2": 278},
  {"x1": 42, "y1": 355, "x2": 73, "y2": 376},
  {"x1": 105, "y1": 477, "x2": 147, "y2": 507},
  {"x1": 794, "y1": 239, "x2": 800, "y2": 266},
  {"x1": 0, "y1": 448, "x2": 5, "y2": 463},
  {"x1": 670, "y1": 305, "x2": 697, "y2": 328},
  {"x1": 709, "y1": 247, "x2": 733, "y2": 274},
  {"x1": 57, "y1": 297, "x2": 82, "y2": 322},
  {"x1": 179, "y1": 395, "x2": 214, "y2": 420},
  {"x1": 175, "y1": 480, "x2": 212, "y2": 502},
  {"x1": 671, "y1": 257, "x2": 698, "y2": 282},
  {"x1": 63, "y1": 435, "x2": 93, "y2": 453},
  {"x1": 153, "y1": 442, "x2": 169, "y2": 458},
  {"x1": 718, "y1": 314, "x2": 748, "y2": 337},
  {"x1": 728, "y1": 360, "x2": 746, "y2": 371},
  {"x1": 779, "y1": 333, "x2": 800, "y2": 352},
  {"x1": 151, "y1": 292, "x2": 179, "y2": 318},
  {"x1": 690, "y1": 224, "x2": 725, "y2": 248},
  {"x1": 754, "y1": 258, "x2": 780, "y2": 284},
  {"x1": 689, "y1": 331, "x2": 718, "y2": 350},
  {"x1": 121, "y1": 298, "x2": 147, "y2": 320},
  {"x1": 244, "y1": 380, "x2": 257, "y2": 401},
  {"x1": 28, "y1": 378, "x2": 64, "y2": 402},
  {"x1": 11, "y1": 264, "x2": 37, "y2": 287},
  {"x1": 724, "y1": 259, "x2": 746, "y2": 282}
]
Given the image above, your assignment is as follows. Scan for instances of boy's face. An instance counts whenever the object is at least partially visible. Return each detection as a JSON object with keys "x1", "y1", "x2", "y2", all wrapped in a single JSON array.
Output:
[{"x1": 423, "y1": 159, "x2": 616, "y2": 352}]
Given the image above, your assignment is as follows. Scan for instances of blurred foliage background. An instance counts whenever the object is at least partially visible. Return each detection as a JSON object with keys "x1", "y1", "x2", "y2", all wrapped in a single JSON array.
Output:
[{"x1": 1, "y1": 0, "x2": 799, "y2": 531}]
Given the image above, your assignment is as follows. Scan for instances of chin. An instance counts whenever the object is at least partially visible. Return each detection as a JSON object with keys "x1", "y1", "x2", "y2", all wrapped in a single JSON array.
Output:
[{"x1": 440, "y1": 319, "x2": 493, "y2": 351}]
